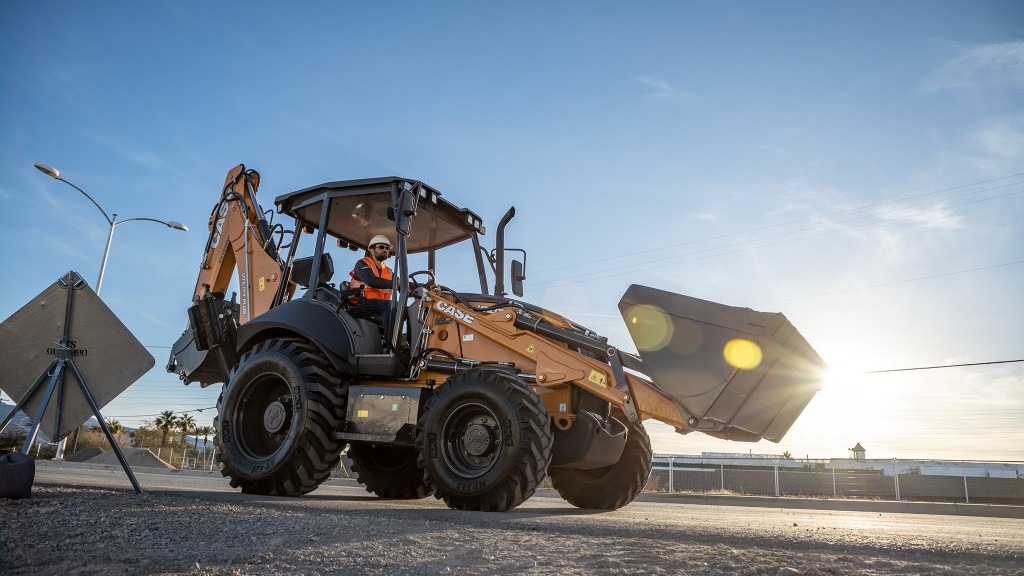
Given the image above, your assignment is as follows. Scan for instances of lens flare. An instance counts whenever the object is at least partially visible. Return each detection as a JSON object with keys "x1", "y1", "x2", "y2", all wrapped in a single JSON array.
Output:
[
  {"x1": 625, "y1": 305, "x2": 674, "y2": 352},
  {"x1": 723, "y1": 338, "x2": 762, "y2": 370}
]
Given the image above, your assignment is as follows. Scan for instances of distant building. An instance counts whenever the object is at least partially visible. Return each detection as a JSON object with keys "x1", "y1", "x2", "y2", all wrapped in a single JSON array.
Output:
[
  {"x1": 651, "y1": 451, "x2": 1024, "y2": 479},
  {"x1": 849, "y1": 442, "x2": 866, "y2": 461}
]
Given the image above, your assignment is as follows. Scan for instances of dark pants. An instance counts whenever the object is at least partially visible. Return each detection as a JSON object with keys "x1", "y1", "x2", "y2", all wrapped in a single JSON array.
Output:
[{"x1": 364, "y1": 298, "x2": 393, "y2": 340}]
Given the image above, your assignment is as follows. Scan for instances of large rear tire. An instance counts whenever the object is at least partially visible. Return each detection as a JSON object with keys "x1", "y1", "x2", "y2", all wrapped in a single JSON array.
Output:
[
  {"x1": 416, "y1": 369, "x2": 552, "y2": 512},
  {"x1": 549, "y1": 413, "x2": 652, "y2": 510},
  {"x1": 348, "y1": 443, "x2": 431, "y2": 499},
  {"x1": 216, "y1": 338, "x2": 346, "y2": 496}
]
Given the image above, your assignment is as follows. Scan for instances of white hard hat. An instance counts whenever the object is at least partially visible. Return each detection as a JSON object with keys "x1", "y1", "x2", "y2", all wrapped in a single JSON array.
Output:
[{"x1": 368, "y1": 234, "x2": 392, "y2": 248}]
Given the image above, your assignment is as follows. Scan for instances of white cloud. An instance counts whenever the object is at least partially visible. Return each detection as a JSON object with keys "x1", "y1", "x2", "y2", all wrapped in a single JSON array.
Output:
[
  {"x1": 45, "y1": 235, "x2": 89, "y2": 260},
  {"x1": 972, "y1": 124, "x2": 1024, "y2": 159},
  {"x1": 84, "y1": 131, "x2": 187, "y2": 177},
  {"x1": 920, "y1": 41, "x2": 1024, "y2": 93},
  {"x1": 135, "y1": 309, "x2": 184, "y2": 331},
  {"x1": 757, "y1": 143, "x2": 788, "y2": 154},
  {"x1": 890, "y1": 204, "x2": 964, "y2": 231},
  {"x1": 635, "y1": 75, "x2": 692, "y2": 99}
]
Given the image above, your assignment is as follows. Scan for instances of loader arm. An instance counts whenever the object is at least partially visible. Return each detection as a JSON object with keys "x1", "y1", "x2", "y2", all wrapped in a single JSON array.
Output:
[
  {"x1": 192, "y1": 164, "x2": 296, "y2": 322},
  {"x1": 414, "y1": 291, "x2": 690, "y2": 431},
  {"x1": 415, "y1": 286, "x2": 824, "y2": 443}
]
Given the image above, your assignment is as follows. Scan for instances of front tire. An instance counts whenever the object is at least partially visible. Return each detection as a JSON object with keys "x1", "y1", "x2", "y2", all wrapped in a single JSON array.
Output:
[
  {"x1": 549, "y1": 413, "x2": 652, "y2": 510},
  {"x1": 416, "y1": 369, "x2": 553, "y2": 512},
  {"x1": 216, "y1": 338, "x2": 346, "y2": 496},
  {"x1": 348, "y1": 444, "x2": 431, "y2": 499}
]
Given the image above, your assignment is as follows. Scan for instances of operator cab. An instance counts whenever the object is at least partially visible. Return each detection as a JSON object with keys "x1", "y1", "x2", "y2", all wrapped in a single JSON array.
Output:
[{"x1": 272, "y1": 177, "x2": 522, "y2": 375}]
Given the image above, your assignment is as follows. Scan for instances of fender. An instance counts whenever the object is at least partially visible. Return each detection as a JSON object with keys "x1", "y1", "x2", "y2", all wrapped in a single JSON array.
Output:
[{"x1": 235, "y1": 297, "x2": 382, "y2": 377}]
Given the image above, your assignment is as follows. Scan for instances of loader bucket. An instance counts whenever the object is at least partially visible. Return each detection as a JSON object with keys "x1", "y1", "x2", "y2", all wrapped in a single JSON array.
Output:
[{"x1": 618, "y1": 284, "x2": 825, "y2": 443}]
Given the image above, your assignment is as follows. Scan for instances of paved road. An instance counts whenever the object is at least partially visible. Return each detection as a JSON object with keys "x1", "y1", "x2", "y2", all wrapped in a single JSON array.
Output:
[{"x1": 3, "y1": 466, "x2": 1022, "y2": 575}]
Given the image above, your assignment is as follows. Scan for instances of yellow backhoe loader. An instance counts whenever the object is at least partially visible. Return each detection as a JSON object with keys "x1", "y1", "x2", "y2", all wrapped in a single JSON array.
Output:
[{"x1": 167, "y1": 165, "x2": 825, "y2": 511}]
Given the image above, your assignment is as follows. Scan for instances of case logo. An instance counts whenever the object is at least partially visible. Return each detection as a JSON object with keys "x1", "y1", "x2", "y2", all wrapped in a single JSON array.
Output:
[{"x1": 435, "y1": 301, "x2": 475, "y2": 324}]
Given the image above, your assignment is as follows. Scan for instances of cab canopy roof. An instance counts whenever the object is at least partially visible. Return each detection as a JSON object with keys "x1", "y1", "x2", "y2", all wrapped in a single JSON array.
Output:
[{"x1": 274, "y1": 177, "x2": 485, "y2": 254}]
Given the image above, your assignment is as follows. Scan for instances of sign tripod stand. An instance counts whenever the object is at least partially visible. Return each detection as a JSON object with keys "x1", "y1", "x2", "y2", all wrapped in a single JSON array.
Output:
[{"x1": 0, "y1": 272, "x2": 142, "y2": 494}]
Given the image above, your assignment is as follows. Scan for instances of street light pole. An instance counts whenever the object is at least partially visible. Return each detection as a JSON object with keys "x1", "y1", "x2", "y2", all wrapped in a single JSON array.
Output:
[
  {"x1": 94, "y1": 215, "x2": 189, "y2": 294},
  {"x1": 33, "y1": 163, "x2": 188, "y2": 458},
  {"x1": 34, "y1": 164, "x2": 188, "y2": 295},
  {"x1": 98, "y1": 214, "x2": 117, "y2": 294}
]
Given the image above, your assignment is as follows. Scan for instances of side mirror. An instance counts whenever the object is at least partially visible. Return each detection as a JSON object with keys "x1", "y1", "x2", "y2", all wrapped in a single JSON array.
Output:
[
  {"x1": 511, "y1": 259, "x2": 525, "y2": 297},
  {"x1": 396, "y1": 187, "x2": 418, "y2": 237}
]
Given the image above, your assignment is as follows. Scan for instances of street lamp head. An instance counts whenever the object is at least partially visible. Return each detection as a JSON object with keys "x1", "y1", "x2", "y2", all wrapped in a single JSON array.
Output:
[
  {"x1": 34, "y1": 163, "x2": 60, "y2": 179},
  {"x1": 166, "y1": 221, "x2": 189, "y2": 232}
]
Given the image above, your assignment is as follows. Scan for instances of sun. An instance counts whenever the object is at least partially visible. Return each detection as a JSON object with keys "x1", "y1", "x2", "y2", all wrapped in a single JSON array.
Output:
[{"x1": 805, "y1": 350, "x2": 893, "y2": 429}]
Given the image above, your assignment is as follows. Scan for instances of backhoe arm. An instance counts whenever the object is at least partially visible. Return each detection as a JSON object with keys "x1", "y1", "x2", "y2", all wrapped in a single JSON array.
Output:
[
  {"x1": 192, "y1": 164, "x2": 295, "y2": 323},
  {"x1": 167, "y1": 165, "x2": 298, "y2": 387}
]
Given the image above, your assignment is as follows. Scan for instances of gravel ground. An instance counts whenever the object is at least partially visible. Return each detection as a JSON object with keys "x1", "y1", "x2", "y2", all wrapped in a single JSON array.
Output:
[{"x1": 2, "y1": 472, "x2": 1023, "y2": 576}]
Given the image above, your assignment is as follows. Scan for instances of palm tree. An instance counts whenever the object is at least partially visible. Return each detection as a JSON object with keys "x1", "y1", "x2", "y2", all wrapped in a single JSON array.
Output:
[
  {"x1": 155, "y1": 411, "x2": 178, "y2": 448},
  {"x1": 195, "y1": 425, "x2": 215, "y2": 452},
  {"x1": 106, "y1": 419, "x2": 124, "y2": 435},
  {"x1": 106, "y1": 419, "x2": 124, "y2": 447},
  {"x1": 178, "y1": 413, "x2": 196, "y2": 448}
]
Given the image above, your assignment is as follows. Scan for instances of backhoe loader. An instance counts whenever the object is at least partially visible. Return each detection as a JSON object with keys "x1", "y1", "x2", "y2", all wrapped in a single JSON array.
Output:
[{"x1": 167, "y1": 165, "x2": 826, "y2": 511}]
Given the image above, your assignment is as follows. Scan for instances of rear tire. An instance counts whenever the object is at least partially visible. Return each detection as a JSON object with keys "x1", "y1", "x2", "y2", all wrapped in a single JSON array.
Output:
[
  {"x1": 549, "y1": 413, "x2": 652, "y2": 510},
  {"x1": 348, "y1": 444, "x2": 431, "y2": 499},
  {"x1": 416, "y1": 369, "x2": 552, "y2": 512},
  {"x1": 216, "y1": 338, "x2": 346, "y2": 496}
]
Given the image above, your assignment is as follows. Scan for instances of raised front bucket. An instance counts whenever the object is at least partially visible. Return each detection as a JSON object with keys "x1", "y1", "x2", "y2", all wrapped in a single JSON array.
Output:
[{"x1": 618, "y1": 284, "x2": 825, "y2": 443}]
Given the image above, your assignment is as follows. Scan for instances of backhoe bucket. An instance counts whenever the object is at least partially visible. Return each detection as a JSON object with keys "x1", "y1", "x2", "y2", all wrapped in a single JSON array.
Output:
[
  {"x1": 167, "y1": 327, "x2": 226, "y2": 387},
  {"x1": 165, "y1": 293, "x2": 239, "y2": 387},
  {"x1": 618, "y1": 284, "x2": 825, "y2": 442}
]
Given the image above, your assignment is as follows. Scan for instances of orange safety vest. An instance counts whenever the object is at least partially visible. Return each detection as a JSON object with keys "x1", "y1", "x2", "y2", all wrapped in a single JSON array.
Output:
[{"x1": 350, "y1": 256, "x2": 393, "y2": 300}]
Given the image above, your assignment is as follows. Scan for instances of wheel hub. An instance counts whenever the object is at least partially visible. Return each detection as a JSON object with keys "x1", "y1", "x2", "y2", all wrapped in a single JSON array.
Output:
[
  {"x1": 263, "y1": 400, "x2": 290, "y2": 434},
  {"x1": 462, "y1": 423, "x2": 494, "y2": 457}
]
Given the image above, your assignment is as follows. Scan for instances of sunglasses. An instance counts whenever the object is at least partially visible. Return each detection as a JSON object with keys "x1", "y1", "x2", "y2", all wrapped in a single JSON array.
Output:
[{"x1": 372, "y1": 244, "x2": 390, "y2": 250}]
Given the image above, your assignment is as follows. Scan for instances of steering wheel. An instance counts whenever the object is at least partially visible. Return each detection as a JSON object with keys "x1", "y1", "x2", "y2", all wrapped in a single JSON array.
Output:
[{"x1": 409, "y1": 270, "x2": 435, "y2": 290}]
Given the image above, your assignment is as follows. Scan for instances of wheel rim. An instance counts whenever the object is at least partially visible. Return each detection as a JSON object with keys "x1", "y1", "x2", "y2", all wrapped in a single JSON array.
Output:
[
  {"x1": 439, "y1": 401, "x2": 502, "y2": 479},
  {"x1": 234, "y1": 371, "x2": 293, "y2": 460}
]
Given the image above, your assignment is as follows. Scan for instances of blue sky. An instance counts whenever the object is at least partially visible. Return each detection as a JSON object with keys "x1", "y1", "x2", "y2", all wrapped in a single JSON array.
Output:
[{"x1": 2, "y1": 1, "x2": 1022, "y2": 461}]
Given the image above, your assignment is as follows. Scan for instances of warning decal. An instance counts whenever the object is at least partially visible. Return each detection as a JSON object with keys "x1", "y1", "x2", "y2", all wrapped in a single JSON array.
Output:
[{"x1": 588, "y1": 370, "x2": 608, "y2": 387}]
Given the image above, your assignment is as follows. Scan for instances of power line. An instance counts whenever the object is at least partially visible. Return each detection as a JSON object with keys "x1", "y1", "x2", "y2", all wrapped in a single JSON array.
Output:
[
  {"x1": 99, "y1": 407, "x2": 217, "y2": 419},
  {"x1": 865, "y1": 359, "x2": 1024, "y2": 374},
  {"x1": 758, "y1": 259, "x2": 1024, "y2": 305},
  {"x1": 526, "y1": 185, "x2": 1023, "y2": 291},
  {"x1": 528, "y1": 172, "x2": 1024, "y2": 279}
]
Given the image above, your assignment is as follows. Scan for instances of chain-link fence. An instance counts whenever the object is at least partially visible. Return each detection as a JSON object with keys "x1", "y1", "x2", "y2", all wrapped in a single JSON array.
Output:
[{"x1": 648, "y1": 458, "x2": 1024, "y2": 506}]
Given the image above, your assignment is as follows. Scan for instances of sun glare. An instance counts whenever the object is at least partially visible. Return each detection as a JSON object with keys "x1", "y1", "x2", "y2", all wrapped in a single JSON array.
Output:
[
  {"x1": 624, "y1": 304, "x2": 674, "y2": 352},
  {"x1": 810, "y1": 363, "x2": 893, "y2": 430},
  {"x1": 723, "y1": 338, "x2": 763, "y2": 370}
]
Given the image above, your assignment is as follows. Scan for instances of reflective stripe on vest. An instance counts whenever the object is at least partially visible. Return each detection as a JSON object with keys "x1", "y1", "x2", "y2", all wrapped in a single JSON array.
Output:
[{"x1": 350, "y1": 256, "x2": 393, "y2": 300}]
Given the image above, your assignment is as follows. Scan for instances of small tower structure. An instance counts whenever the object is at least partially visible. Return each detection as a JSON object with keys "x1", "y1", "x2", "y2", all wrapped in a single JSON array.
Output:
[{"x1": 849, "y1": 442, "x2": 866, "y2": 461}]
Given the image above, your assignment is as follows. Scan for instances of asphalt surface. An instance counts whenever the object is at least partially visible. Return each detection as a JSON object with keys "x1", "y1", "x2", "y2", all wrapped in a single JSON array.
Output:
[
  {"x1": 33, "y1": 459, "x2": 1024, "y2": 518},
  {"x1": 1, "y1": 462, "x2": 1021, "y2": 575}
]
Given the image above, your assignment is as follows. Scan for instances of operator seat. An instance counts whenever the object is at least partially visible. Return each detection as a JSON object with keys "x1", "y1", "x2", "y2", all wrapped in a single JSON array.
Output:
[
  {"x1": 292, "y1": 252, "x2": 335, "y2": 288},
  {"x1": 293, "y1": 253, "x2": 384, "y2": 354},
  {"x1": 292, "y1": 253, "x2": 345, "y2": 308}
]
